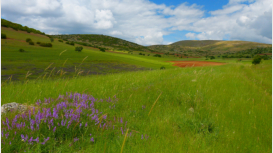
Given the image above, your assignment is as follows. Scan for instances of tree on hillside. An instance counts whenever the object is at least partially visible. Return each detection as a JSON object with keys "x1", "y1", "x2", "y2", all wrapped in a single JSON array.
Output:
[
  {"x1": 252, "y1": 55, "x2": 262, "y2": 65},
  {"x1": 75, "y1": 46, "x2": 83, "y2": 52}
]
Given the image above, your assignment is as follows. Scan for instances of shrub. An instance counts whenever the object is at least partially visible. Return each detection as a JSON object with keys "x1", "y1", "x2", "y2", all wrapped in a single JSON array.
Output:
[
  {"x1": 19, "y1": 49, "x2": 25, "y2": 52},
  {"x1": 210, "y1": 56, "x2": 215, "y2": 60},
  {"x1": 39, "y1": 43, "x2": 52, "y2": 47},
  {"x1": 100, "y1": 48, "x2": 106, "y2": 52},
  {"x1": 160, "y1": 66, "x2": 165, "y2": 70},
  {"x1": 75, "y1": 46, "x2": 83, "y2": 52},
  {"x1": 153, "y1": 54, "x2": 161, "y2": 57},
  {"x1": 139, "y1": 53, "x2": 142, "y2": 55},
  {"x1": 66, "y1": 41, "x2": 74, "y2": 46},
  {"x1": 1, "y1": 33, "x2": 7, "y2": 39},
  {"x1": 36, "y1": 42, "x2": 41, "y2": 44},
  {"x1": 50, "y1": 37, "x2": 54, "y2": 42},
  {"x1": 26, "y1": 38, "x2": 32, "y2": 42},
  {"x1": 252, "y1": 55, "x2": 262, "y2": 65},
  {"x1": 29, "y1": 41, "x2": 34, "y2": 45},
  {"x1": 58, "y1": 40, "x2": 63, "y2": 42}
]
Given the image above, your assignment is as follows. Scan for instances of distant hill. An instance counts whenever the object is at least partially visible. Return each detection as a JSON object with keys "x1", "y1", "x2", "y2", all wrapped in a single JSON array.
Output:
[
  {"x1": 148, "y1": 40, "x2": 272, "y2": 56},
  {"x1": 171, "y1": 40, "x2": 222, "y2": 47},
  {"x1": 51, "y1": 34, "x2": 154, "y2": 52}
]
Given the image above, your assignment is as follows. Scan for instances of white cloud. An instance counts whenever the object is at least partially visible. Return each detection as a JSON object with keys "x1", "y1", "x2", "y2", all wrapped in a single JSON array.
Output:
[
  {"x1": 1, "y1": 0, "x2": 272, "y2": 45},
  {"x1": 185, "y1": 32, "x2": 196, "y2": 39}
]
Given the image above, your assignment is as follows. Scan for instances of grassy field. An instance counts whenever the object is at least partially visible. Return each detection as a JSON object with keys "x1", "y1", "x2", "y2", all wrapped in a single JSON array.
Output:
[
  {"x1": 1, "y1": 27, "x2": 272, "y2": 153},
  {"x1": 1, "y1": 60, "x2": 272, "y2": 152}
]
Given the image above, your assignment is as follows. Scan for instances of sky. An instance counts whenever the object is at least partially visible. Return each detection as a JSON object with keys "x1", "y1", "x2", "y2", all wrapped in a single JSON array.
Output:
[{"x1": 1, "y1": 0, "x2": 272, "y2": 45}]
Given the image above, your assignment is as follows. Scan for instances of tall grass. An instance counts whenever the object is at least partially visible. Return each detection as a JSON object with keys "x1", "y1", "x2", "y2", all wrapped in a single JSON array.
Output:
[{"x1": 1, "y1": 61, "x2": 271, "y2": 152}]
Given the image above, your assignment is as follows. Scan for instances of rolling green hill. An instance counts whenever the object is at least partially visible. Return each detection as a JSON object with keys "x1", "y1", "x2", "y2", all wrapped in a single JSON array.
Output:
[
  {"x1": 148, "y1": 40, "x2": 272, "y2": 57},
  {"x1": 52, "y1": 34, "x2": 154, "y2": 52},
  {"x1": 1, "y1": 25, "x2": 177, "y2": 82}
]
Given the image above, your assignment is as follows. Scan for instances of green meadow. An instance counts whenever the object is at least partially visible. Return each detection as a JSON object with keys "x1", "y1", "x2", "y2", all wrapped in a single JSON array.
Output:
[{"x1": 1, "y1": 27, "x2": 272, "y2": 152}]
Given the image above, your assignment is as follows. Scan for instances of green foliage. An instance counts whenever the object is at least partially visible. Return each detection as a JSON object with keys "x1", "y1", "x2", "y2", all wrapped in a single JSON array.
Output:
[
  {"x1": 1, "y1": 19, "x2": 45, "y2": 35},
  {"x1": 160, "y1": 66, "x2": 165, "y2": 70},
  {"x1": 99, "y1": 48, "x2": 106, "y2": 52},
  {"x1": 1, "y1": 33, "x2": 7, "y2": 39},
  {"x1": 262, "y1": 54, "x2": 270, "y2": 60},
  {"x1": 36, "y1": 42, "x2": 41, "y2": 44},
  {"x1": 75, "y1": 46, "x2": 83, "y2": 52},
  {"x1": 28, "y1": 41, "x2": 34, "y2": 45},
  {"x1": 19, "y1": 49, "x2": 25, "y2": 52},
  {"x1": 210, "y1": 56, "x2": 215, "y2": 60},
  {"x1": 252, "y1": 55, "x2": 262, "y2": 65},
  {"x1": 58, "y1": 39, "x2": 63, "y2": 42},
  {"x1": 66, "y1": 41, "x2": 74, "y2": 46},
  {"x1": 50, "y1": 37, "x2": 54, "y2": 42},
  {"x1": 39, "y1": 43, "x2": 53, "y2": 47},
  {"x1": 153, "y1": 54, "x2": 161, "y2": 57},
  {"x1": 26, "y1": 38, "x2": 32, "y2": 42},
  {"x1": 139, "y1": 53, "x2": 143, "y2": 55}
]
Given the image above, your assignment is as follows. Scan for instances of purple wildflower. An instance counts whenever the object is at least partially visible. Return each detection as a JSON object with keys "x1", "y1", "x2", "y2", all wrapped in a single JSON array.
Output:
[
  {"x1": 121, "y1": 127, "x2": 124, "y2": 135},
  {"x1": 141, "y1": 135, "x2": 143, "y2": 139},
  {"x1": 33, "y1": 137, "x2": 39, "y2": 143},
  {"x1": 41, "y1": 137, "x2": 50, "y2": 145},
  {"x1": 28, "y1": 137, "x2": 33, "y2": 144},
  {"x1": 85, "y1": 122, "x2": 88, "y2": 127},
  {"x1": 90, "y1": 137, "x2": 94, "y2": 142},
  {"x1": 120, "y1": 118, "x2": 123, "y2": 123},
  {"x1": 74, "y1": 137, "x2": 79, "y2": 142},
  {"x1": 53, "y1": 126, "x2": 56, "y2": 132},
  {"x1": 5, "y1": 133, "x2": 9, "y2": 139}
]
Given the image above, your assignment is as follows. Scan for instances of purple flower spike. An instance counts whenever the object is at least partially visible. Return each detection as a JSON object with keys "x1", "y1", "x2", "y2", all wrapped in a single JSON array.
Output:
[
  {"x1": 74, "y1": 137, "x2": 79, "y2": 142},
  {"x1": 90, "y1": 137, "x2": 94, "y2": 142},
  {"x1": 41, "y1": 137, "x2": 50, "y2": 145},
  {"x1": 121, "y1": 127, "x2": 124, "y2": 135},
  {"x1": 28, "y1": 137, "x2": 33, "y2": 144},
  {"x1": 141, "y1": 135, "x2": 143, "y2": 139},
  {"x1": 53, "y1": 126, "x2": 56, "y2": 133},
  {"x1": 85, "y1": 123, "x2": 88, "y2": 127},
  {"x1": 120, "y1": 118, "x2": 123, "y2": 124}
]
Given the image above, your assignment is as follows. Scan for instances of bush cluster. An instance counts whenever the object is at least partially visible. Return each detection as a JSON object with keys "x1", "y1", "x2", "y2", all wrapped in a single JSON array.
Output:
[
  {"x1": 99, "y1": 47, "x2": 106, "y2": 52},
  {"x1": 75, "y1": 46, "x2": 83, "y2": 52},
  {"x1": 19, "y1": 49, "x2": 25, "y2": 52},
  {"x1": 26, "y1": 38, "x2": 32, "y2": 42},
  {"x1": 1, "y1": 33, "x2": 7, "y2": 39},
  {"x1": 58, "y1": 40, "x2": 63, "y2": 42},
  {"x1": 252, "y1": 55, "x2": 262, "y2": 65},
  {"x1": 39, "y1": 43, "x2": 53, "y2": 47},
  {"x1": 153, "y1": 54, "x2": 161, "y2": 57},
  {"x1": 66, "y1": 41, "x2": 74, "y2": 46},
  {"x1": 36, "y1": 42, "x2": 41, "y2": 44}
]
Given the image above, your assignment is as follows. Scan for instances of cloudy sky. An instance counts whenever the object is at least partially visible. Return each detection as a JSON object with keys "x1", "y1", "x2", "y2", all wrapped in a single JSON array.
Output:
[{"x1": 1, "y1": 0, "x2": 272, "y2": 45}]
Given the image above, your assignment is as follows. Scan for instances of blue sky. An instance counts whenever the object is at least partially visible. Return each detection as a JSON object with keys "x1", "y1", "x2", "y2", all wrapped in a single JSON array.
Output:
[
  {"x1": 151, "y1": 0, "x2": 229, "y2": 12},
  {"x1": 1, "y1": 0, "x2": 272, "y2": 45}
]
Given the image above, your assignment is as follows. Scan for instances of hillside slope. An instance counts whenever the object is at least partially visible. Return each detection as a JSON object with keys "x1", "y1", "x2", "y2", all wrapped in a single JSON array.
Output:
[
  {"x1": 148, "y1": 40, "x2": 272, "y2": 56},
  {"x1": 52, "y1": 34, "x2": 154, "y2": 52}
]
